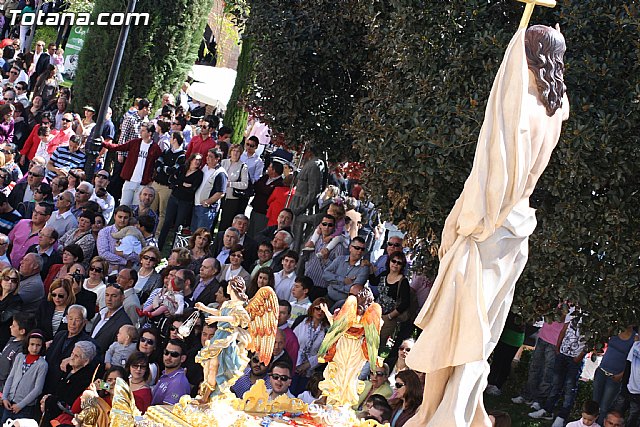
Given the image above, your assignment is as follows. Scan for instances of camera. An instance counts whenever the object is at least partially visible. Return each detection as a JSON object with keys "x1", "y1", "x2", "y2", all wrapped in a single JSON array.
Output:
[{"x1": 71, "y1": 272, "x2": 85, "y2": 283}]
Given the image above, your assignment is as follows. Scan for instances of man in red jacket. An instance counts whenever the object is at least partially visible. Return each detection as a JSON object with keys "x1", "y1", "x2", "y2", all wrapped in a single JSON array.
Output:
[
  {"x1": 102, "y1": 123, "x2": 161, "y2": 207},
  {"x1": 185, "y1": 116, "x2": 216, "y2": 163}
]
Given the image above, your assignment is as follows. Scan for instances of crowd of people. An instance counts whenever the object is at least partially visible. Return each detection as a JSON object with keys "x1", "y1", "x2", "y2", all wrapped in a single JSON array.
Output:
[{"x1": 0, "y1": 34, "x2": 436, "y2": 427}]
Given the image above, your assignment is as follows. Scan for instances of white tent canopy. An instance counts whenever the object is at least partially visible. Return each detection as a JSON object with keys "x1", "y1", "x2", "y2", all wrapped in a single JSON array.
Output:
[{"x1": 187, "y1": 65, "x2": 237, "y2": 111}]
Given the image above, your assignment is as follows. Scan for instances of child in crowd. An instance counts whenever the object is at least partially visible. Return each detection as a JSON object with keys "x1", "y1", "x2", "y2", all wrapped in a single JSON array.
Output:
[
  {"x1": 288, "y1": 276, "x2": 312, "y2": 327},
  {"x1": 137, "y1": 276, "x2": 184, "y2": 319},
  {"x1": 1, "y1": 329, "x2": 48, "y2": 423},
  {"x1": 105, "y1": 325, "x2": 139, "y2": 369},
  {"x1": 305, "y1": 201, "x2": 348, "y2": 259},
  {"x1": 52, "y1": 48, "x2": 65, "y2": 81},
  {"x1": 0, "y1": 313, "x2": 35, "y2": 393},
  {"x1": 566, "y1": 400, "x2": 600, "y2": 427},
  {"x1": 112, "y1": 225, "x2": 146, "y2": 261}
]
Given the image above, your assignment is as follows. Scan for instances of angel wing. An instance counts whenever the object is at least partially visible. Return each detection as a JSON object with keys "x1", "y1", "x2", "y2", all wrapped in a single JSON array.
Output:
[
  {"x1": 361, "y1": 302, "x2": 382, "y2": 368},
  {"x1": 318, "y1": 296, "x2": 358, "y2": 360},
  {"x1": 109, "y1": 377, "x2": 140, "y2": 427},
  {"x1": 245, "y1": 286, "x2": 279, "y2": 365}
]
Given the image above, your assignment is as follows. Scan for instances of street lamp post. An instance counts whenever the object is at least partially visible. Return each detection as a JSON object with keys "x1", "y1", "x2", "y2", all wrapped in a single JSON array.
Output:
[{"x1": 84, "y1": 0, "x2": 137, "y2": 180}]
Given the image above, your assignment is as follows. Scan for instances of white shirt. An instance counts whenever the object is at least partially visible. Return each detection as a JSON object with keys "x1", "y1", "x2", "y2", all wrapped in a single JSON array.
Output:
[
  {"x1": 130, "y1": 141, "x2": 151, "y2": 183},
  {"x1": 274, "y1": 270, "x2": 296, "y2": 300},
  {"x1": 91, "y1": 306, "x2": 124, "y2": 337},
  {"x1": 240, "y1": 151, "x2": 264, "y2": 183},
  {"x1": 90, "y1": 191, "x2": 115, "y2": 223},
  {"x1": 627, "y1": 341, "x2": 640, "y2": 394},
  {"x1": 566, "y1": 420, "x2": 601, "y2": 427},
  {"x1": 194, "y1": 165, "x2": 216, "y2": 206}
]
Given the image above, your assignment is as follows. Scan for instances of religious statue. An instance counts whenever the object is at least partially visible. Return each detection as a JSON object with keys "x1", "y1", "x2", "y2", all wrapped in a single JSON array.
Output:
[
  {"x1": 108, "y1": 378, "x2": 141, "y2": 427},
  {"x1": 73, "y1": 383, "x2": 111, "y2": 427},
  {"x1": 194, "y1": 277, "x2": 279, "y2": 402},
  {"x1": 405, "y1": 9, "x2": 570, "y2": 427},
  {"x1": 317, "y1": 286, "x2": 382, "y2": 407}
]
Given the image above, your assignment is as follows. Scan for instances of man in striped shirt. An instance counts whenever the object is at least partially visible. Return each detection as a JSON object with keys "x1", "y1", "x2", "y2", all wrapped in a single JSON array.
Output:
[{"x1": 46, "y1": 135, "x2": 86, "y2": 181}]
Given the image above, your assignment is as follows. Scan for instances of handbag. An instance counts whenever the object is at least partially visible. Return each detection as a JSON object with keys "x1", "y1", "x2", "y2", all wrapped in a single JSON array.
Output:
[{"x1": 232, "y1": 164, "x2": 250, "y2": 198}]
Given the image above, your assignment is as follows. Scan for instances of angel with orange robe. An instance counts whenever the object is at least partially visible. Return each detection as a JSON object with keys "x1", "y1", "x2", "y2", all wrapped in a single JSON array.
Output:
[
  {"x1": 194, "y1": 276, "x2": 279, "y2": 402},
  {"x1": 317, "y1": 286, "x2": 382, "y2": 407}
]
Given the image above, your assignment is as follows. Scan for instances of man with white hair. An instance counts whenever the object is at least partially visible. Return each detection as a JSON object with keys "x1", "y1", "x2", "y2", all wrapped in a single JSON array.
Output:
[
  {"x1": 46, "y1": 190, "x2": 77, "y2": 236},
  {"x1": 271, "y1": 230, "x2": 293, "y2": 273},
  {"x1": 71, "y1": 181, "x2": 94, "y2": 218}
]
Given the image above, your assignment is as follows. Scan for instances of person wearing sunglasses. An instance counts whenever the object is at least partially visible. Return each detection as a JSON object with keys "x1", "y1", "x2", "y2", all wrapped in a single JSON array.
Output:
[
  {"x1": 151, "y1": 339, "x2": 190, "y2": 405},
  {"x1": 369, "y1": 251, "x2": 411, "y2": 348},
  {"x1": 45, "y1": 112, "x2": 76, "y2": 157},
  {"x1": 7, "y1": 163, "x2": 45, "y2": 211},
  {"x1": 136, "y1": 327, "x2": 161, "y2": 385},
  {"x1": 185, "y1": 116, "x2": 216, "y2": 162},
  {"x1": 356, "y1": 363, "x2": 393, "y2": 411},
  {"x1": 36, "y1": 278, "x2": 75, "y2": 341},
  {"x1": 134, "y1": 246, "x2": 162, "y2": 300},
  {"x1": 230, "y1": 350, "x2": 271, "y2": 399},
  {"x1": 124, "y1": 351, "x2": 152, "y2": 413},
  {"x1": 0, "y1": 268, "x2": 23, "y2": 348},
  {"x1": 323, "y1": 236, "x2": 370, "y2": 307},
  {"x1": 389, "y1": 369, "x2": 423, "y2": 427},
  {"x1": 372, "y1": 235, "x2": 404, "y2": 277},
  {"x1": 268, "y1": 360, "x2": 294, "y2": 401}
]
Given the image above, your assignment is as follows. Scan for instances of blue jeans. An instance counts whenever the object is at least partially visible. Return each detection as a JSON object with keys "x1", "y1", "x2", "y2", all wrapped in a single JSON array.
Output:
[
  {"x1": 191, "y1": 205, "x2": 219, "y2": 231},
  {"x1": 543, "y1": 353, "x2": 583, "y2": 419},
  {"x1": 522, "y1": 338, "x2": 557, "y2": 402},
  {"x1": 612, "y1": 390, "x2": 640, "y2": 427},
  {"x1": 593, "y1": 366, "x2": 623, "y2": 425}
]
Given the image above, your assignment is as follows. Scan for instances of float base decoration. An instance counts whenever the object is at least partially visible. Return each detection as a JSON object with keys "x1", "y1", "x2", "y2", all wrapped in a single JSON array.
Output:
[{"x1": 117, "y1": 380, "x2": 389, "y2": 427}]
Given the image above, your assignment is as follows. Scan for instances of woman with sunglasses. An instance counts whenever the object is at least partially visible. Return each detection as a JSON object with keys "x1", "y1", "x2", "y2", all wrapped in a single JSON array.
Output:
[
  {"x1": 136, "y1": 327, "x2": 162, "y2": 385},
  {"x1": 66, "y1": 168, "x2": 85, "y2": 195},
  {"x1": 125, "y1": 351, "x2": 152, "y2": 413},
  {"x1": 44, "y1": 243, "x2": 84, "y2": 291},
  {"x1": 217, "y1": 244, "x2": 251, "y2": 285},
  {"x1": 0, "y1": 103, "x2": 14, "y2": 147},
  {"x1": 389, "y1": 339, "x2": 414, "y2": 385},
  {"x1": 389, "y1": 370, "x2": 423, "y2": 427},
  {"x1": 0, "y1": 268, "x2": 22, "y2": 348},
  {"x1": 21, "y1": 181, "x2": 52, "y2": 218},
  {"x1": 19, "y1": 111, "x2": 52, "y2": 169},
  {"x1": 157, "y1": 153, "x2": 204, "y2": 250},
  {"x1": 58, "y1": 211, "x2": 96, "y2": 269},
  {"x1": 36, "y1": 278, "x2": 75, "y2": 340},
  {"x1": 134, "y1": 246, "x2": 162, "y2": 302},
  {"x1": 83, "y1": 256, "x2": 108, "y2": 311},
  {"x1": 291, "y1": 297, "x2": 330, "y2": 395},
  {"x1": 369, "y1": 251, "x2": 411, "y2": 349}
]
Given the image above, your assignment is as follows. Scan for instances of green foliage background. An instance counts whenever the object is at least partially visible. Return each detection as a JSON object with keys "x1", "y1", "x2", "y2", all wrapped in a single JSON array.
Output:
[
  {"x1": 72, "y1": 0, "x2": 212, "y2": 118},
  {"x1": 247, "y1": 0, "x2": 640, "y2": 342}
]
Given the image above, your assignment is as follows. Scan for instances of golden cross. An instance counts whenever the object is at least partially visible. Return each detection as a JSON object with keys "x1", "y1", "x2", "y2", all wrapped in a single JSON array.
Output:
[{"x1": 516, "y1": 0, "x2": 557, "y2": 29}]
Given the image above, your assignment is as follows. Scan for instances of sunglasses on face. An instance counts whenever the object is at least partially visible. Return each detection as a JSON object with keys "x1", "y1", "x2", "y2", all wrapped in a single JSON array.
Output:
[
  {"x1": 390, "y1": 259, "x2": 404, "y2": 266},
  {"x1": 131, "y1": 364, "x2": 147, "y2": 370},
  {"x1": 351, "y1": 245, "x2": 365, "y2": 251},
  {"x1": 89, "y1": 266, "x2": 103, "y2": 273},
  {"x1": 51, "y1": 292, "x2": 65, "y2": 298},
  {"x1": 387, "y1": 242, "x2": 402, "y2": 248},
  {"x1": 29, "y1": 172, "x2": 43, "y2": 178},
  {"x1": 3, "y1": 276, "x2": 19, "y2": 283},
  {"x1": 321, "y1": 222, "x2": 335, "y2": 227},
  {"x1": 246, "y1": 144, "x2": 256, "y2": 148},
  {"x1": 164, "y1": 349, "x2": 181, "y2": 358},
  {"x1": 269, "y1": 373, "x2": 291, "y2": 382},
  {"x1": 395, "y1": 382, "x2": 405, "y2": 389},
  {"x1": 76, "y1": 189, "x2": 88, "y2": 195},
  {"x1": 371, "y1": 371, "x2": 386, "y2": 377},
  {"x1": 9, "y1": 71, "x2": 17, "y2": 75},
  {"x1": 96, "y1": 174, "x2": 109, "y2": 179},
  {"x1": 139, "y1": 337, "x2": 155, "y2": 346},
  {"x1": 61, "y1": 118, "x2": 72, "y2": 122},
  {"x1": 141, "y1": 255, "x2": 157, "y2": 262}
]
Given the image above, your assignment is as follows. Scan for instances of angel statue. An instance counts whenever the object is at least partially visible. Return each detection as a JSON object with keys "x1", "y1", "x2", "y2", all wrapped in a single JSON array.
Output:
[
  {"x1": 194, "y1": 276, "x2": 279, "y2": 402},
  {"x1": 317, "y1": 286, "x2": 382, "y2": 407}
]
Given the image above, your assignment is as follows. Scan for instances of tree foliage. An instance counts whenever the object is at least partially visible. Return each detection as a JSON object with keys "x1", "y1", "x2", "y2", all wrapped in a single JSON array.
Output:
[
  {"x1": 349, "y1": 0, "x2": 640, "y2": 343},
  {"x1": 225, "y1": 37, "x2": 253, "y2": 145},
  {"x1": 244, "y1": 0, "x2": 368, "y2": 160},
  {"x1": 73, "y1": 0, "x2": 212, "y2": 118}
]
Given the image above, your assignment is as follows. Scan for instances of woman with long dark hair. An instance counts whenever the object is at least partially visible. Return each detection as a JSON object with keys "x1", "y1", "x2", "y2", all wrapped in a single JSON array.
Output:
[
  {"x1": 389, "y1": 370, "x2": 423, "y2": 427},
  {"x1": 136, "y1": 327, "x2": 162, "y2": 385}
]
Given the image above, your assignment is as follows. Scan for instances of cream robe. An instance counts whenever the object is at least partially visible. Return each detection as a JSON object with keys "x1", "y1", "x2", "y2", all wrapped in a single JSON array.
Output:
[{"x1": 405, "y1": 28, "x2": 569, "y2": 427}]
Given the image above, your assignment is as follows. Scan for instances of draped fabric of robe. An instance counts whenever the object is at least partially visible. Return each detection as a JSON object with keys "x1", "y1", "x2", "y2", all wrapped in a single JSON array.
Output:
[{"x1": 405, "y1": 28, "x2": 568, "y2": 427}]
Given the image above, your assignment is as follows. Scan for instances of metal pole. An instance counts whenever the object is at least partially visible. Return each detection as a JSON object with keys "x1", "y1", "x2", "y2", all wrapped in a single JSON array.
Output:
[
  {"x1": 24, "y1": 0, "x2": 43, "y2": 53},
  {"x1": 84, "y1": 0, "x2": 137, "y2": 180}
]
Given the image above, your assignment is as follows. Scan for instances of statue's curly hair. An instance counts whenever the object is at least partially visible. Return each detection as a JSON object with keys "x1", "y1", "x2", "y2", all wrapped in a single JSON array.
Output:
[
  {"x1": 356, "y1": 286, "x2": 374, "y2": 315},
  {"x1": 525, "y1": 25, "x2": 566, "y2": 117},
  {"x1": 229, "y1": 276, "x2": 249, "y2": 304}
]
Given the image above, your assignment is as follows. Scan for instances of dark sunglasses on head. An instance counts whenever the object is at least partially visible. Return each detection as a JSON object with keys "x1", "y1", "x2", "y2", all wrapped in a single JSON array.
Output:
[
  {"x1": 164, "y1": 349, "x2": 181, "y2": 358},
  {"x1": 269, "y1": 373, "x2": 291, "y2": 382},
  {"x1": 139, "y1": 337, "x2": 155, "y2": 346}
]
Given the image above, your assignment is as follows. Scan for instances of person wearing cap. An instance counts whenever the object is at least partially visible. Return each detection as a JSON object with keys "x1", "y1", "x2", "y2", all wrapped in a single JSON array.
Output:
[
  {"x1": 46, "y1": 134, "x2": 86, "y2": 181},
  {"x1": 73, "y1": 106, "x2": 96, "y2": 146}
]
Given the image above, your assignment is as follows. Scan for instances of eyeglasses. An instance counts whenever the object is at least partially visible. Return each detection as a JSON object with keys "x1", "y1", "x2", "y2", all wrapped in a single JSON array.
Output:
[
  {"x1": 371, "y1": 371, "x2": 386, "y2": 377},
  {"x1": 390, "y1": 259, "x2": 404, "y2": 266},
  {"x1": 395, "y1": 382, "x2": 405, "y2": 389},
  {"x1": 139, "y1": 337, "x2": 155, "y2": 346},
  {"x1": 351, "y1": 245, "x2": 365, "y2": 251},
  {"x1": 269, "y1": 373, "x2": 291, "y2": 382},
  {"x1": 3, "y1": 276, "x2": 19, "y2": 284},
  {"x1": 141, "y1": 255, "x2": 157, "y2": 262},
  {"x1": 51, "y1": 292, "x2": 66, "y2": 299},
  {"x1": 200, "y1": 125, "x2": 209, "y2": 129},
  {"x1": 89, "y1": 266, "x2": 103, "y2": 273},
  {"x1": 62, "y1": 118, "x2": 72, "y2": 122},
  {"x1": 33, "y1": 210, "x2": 48, "y2": 216},
  {"x1": 321, "y1": 222, "x2": 335, "y2": 227},
  {"x1": 230, "y1": 253, "x2": 243, "y2": 258},
  {"x1": 131, "y1": 364, "x2": 147, "y2": 370},
  {"x1": 169, "y1": 325, "x2": 179, "y2": 331},
  {"x1": 164, "y1": 350, "x2": 181, "y2": 358}
]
